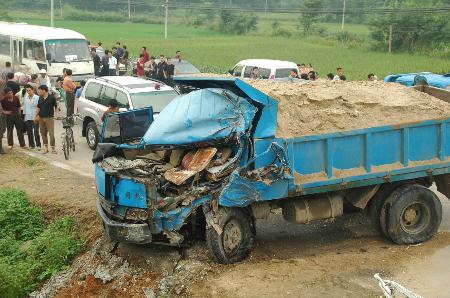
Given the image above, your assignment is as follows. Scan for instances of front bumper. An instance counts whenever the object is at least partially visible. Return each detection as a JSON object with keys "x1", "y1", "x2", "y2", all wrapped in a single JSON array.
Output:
[{"x1": 96, "y1": 198, "x2": 152, "y2": 244}]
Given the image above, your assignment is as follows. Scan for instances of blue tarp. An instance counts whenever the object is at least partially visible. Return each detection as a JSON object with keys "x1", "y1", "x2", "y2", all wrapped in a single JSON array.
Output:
[{"x1": 141, "y1": 88, "x2": 257, "y2": 145}]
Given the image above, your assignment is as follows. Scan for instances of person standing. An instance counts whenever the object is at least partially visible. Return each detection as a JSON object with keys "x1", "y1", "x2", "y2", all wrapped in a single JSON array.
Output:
[
  {"x1": 122, "y1": 45, "x2": 129, "y2": 73},
  {"x1": 6, "y1": 73, "x2": 20, "y2": 95},
  {"x1": 91, "y1": 48, "x2": 101, "y2": 76},
  {"x1": 97, "y1": 42, "x2": 104, "y2": 52},
  {"x1": 136, "y1": 54, "x2": 145, "y2": 77},
  {"x1": 36, "y1": 85, "x2": 58, "y2": 154},
  {"x1": 115, "y1": 42, "x2": 124, "y2": 62},
  {"x1": 142, "y1": 47, "x2": 149, "y2": 64},
  {"x1": 164, "y1": 58, "x2": 175, "y2": 86},
  {"x1": 1, "y1": 87, "x2": 26, "y2": 148},
  {"x1": 63, "y1": 69, "x2": 76, "y2": 117},
  {"x1": 22, "y1": 84, "x2": 41, "y2": 150},
  {"x1": 37, "y1": 69, "x2": 51, "y2": 87},
  {"x1": 108, "y1": 51, "x2": 118, "y2": 76},
  {"x1": 0, "y1": 80, "x2": 6, "y2": 154},
  {"x1": 289, "y1": 69, "x2": 299, "y2": 79},
  {"x1": 157, "y1": 54, "x2": 167, "y2": 82},
  {"x1": 174, "y1": 50, "x2": 182, "y2": 62},
  {"x1": 333, "y1": 68, "x2": 346, "y2": 81},
  {"x1": 101, "y1": 50, "x2": 110, "y2": 77},
  {"x1": 1, "y1": 62, "x2": 13, "y2": 81}
]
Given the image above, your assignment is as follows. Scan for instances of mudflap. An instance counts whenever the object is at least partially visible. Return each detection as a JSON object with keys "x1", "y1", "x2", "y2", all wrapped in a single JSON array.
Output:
[{"x1": 435, "y1": 174, "x2": 450, "y2": 200}]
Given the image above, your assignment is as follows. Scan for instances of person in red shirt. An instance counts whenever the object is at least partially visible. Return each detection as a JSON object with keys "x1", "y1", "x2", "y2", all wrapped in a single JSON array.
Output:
[
  {"x1": 1, "y1": 87, "x2": 26, "y2": 148},
  {"x1": 136, "y1": 54, "x2": 145, "y2": 77},
  {"x1": 142, "y1": 46, "x2": 149, "y2": 64}
]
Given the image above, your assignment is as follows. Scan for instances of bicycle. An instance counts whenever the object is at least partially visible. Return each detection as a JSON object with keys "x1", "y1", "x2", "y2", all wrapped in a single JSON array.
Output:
[{"x1": 61, "y1": 114, "x2": 78, "y2": 160}]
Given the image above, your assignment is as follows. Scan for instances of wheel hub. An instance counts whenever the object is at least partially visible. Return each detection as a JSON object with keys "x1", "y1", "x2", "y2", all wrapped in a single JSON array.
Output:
[
  {"x1": 404, "y1": 207, "x2": 419, "y2": 225},
  {"x1": 223, "y1": 221, "x2": 242, "y2": 254},
  {"x1": 400, "y1": 202, "x2": 429, "y2": 234}
]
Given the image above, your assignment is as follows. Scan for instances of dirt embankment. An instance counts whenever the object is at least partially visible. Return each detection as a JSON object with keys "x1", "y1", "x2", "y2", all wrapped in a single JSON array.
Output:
[{"x1": 248, "y1": 80, "x2": 450, "y2": 138}]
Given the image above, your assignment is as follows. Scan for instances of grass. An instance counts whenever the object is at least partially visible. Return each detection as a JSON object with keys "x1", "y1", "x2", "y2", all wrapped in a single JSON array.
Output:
[
  {"x1": 10, "y1": 16, "x2": 450, "y2": 80},
  {"x1": 0, "y1": 189, "x2": 83, "y2": 297}
]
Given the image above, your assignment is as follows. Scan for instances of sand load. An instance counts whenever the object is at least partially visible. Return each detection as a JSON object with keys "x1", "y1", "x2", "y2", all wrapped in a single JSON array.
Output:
[{"x1": 246, "y1": 79, "x2": 450, "y2": 138}]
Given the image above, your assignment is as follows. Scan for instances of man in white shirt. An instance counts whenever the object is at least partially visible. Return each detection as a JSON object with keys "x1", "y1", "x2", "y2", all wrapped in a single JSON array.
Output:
[
  {"x1": 108, "y1": 51, "x2": 117, "y2": 76},
  {"x1": 37, "y1": 69, "x2": 51, "y2": 87},
  {"x1": 22, "y1": 84, "x2": 41, "y2": 150}
]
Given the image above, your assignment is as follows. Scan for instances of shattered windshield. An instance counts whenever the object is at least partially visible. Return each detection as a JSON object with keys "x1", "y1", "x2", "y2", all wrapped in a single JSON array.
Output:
[{"x1": 45, "y1": 39, "x2": 91, "y2": 62}]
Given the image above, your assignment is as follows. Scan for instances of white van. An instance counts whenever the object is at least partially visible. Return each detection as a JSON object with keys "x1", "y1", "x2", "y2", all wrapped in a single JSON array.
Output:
[
  {"x1": 230, "y1": 59, "x2": 299, "y2": 79},
  {"x1": 0, "y1": 22, "x2": 94, "y2": 84}
]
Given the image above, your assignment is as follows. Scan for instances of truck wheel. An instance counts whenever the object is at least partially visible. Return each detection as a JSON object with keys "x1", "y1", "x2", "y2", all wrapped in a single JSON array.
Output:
[
  {"x1": 206, "y1": 207, "x2": 255, "y2": 264},
  {"x1": 381, "y1": 184, "x2": 442, "y2": 244},
  {"x1": 86, "y1": 122, "x2": 99, "y2": 150}
]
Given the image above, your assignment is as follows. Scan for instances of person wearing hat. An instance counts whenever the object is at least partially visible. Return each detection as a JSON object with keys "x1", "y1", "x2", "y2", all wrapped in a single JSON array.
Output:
[{"x1": 37, "y1": 69, "x2": 51, "y2": 88}]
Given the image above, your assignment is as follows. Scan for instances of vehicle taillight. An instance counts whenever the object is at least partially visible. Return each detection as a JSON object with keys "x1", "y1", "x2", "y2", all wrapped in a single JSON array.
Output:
[
  {"x1": 270, "y1": 75, "x2": 275, "y2": 79},
  {"x1": 155, "y1": 83, "x2": 161, "y2": 90}
]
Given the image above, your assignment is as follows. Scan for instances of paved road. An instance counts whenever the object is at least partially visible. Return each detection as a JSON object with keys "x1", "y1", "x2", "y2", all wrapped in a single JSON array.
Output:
[{"x1": 9, "y1": 101, "x2": 95, "y2": 177}]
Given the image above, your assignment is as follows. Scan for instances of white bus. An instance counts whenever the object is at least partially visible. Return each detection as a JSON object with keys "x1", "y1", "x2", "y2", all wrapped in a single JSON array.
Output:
[{"x1": 0, "y1": 22, "x2": 94, "y2": 85}]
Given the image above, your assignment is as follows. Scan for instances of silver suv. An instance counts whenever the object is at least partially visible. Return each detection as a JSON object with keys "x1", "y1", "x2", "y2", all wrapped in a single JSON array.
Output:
[{"x1": 78, "y1": 76, "x2": 179, "y2": 149}]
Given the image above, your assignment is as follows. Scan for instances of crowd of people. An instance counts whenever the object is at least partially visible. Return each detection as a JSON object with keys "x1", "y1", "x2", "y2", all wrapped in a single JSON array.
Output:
[
  {"x1": 0, "y1": 62, "x2": 71, "y2": 155},
  {"x1": 90, "y1": 41, "x2": 180, "y2": 86}
]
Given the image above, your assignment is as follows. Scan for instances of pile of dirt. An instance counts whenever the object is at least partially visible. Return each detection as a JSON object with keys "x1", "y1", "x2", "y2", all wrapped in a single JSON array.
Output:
[{"x1": 247, "y1": 80, "x2": 450, "y2": 138}]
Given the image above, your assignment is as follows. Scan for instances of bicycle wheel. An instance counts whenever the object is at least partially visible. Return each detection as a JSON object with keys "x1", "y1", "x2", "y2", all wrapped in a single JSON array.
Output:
[
  {"x1": 62, "y1": 133, "x2": 70, "y2": 160},
  {"x1": 70, "y1": 128, "x2": 75, "y2": 152}
]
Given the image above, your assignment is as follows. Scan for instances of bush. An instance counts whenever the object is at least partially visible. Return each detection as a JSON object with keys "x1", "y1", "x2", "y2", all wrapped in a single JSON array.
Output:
[
  {"x1": 0, "y1": 189, "x2": 44, "y2": 241},
  {"x1": 0, "y1": 189, "x2": 83, "y2": 297},
  {"x1": 217, "y1": 11, "x2": 258, "y2": 35}
]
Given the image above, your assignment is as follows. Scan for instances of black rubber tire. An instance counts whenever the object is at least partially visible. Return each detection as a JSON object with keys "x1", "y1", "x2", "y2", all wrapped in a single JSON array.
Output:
[
  {"x1": 206, "y1": 207, "x2": 255, "y2": 264},
  {"x1": 63, "y1": 133, "x2": 70, "y2": 160},
  {"x1": 368, "y1": 185, "x2": 394, "y2": 236},
  {"x1": 381, "y1": 184, "x2": 442, "y2": 245},
  {"x1": 71, "y1": 129, "x2": 76, "y2": 152},
  {"x1": 86, "y1": 122, "x2": 99, "y2": 150}
]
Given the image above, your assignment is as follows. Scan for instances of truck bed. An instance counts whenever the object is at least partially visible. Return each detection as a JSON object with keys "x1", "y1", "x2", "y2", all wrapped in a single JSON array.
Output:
[{"x1": 254, "y1": 117, "x2": 450, "y2": 197}]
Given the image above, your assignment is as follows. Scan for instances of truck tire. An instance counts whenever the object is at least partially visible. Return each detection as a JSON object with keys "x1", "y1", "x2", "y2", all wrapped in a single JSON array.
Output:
[
  {"x1": 368, "y1": 185, "x2": 393, "y2": 236},
  {"x1": 381, "y1": 184, "x2": 442, "y2": 245},
  {"x1": 86, "y1": 121, "x2": 100, "y2": 150},
  {"x1": 206, "y1": 207, "x2": 255, "y2": 264}
]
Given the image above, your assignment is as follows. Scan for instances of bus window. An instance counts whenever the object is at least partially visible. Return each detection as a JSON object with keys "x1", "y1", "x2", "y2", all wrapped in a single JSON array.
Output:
[
  {"x1": 24, "y1": 40, "x2": 45, "y2": 61},
  {"x1": 0, "y1": 35, "x2": 9, "y2": 55},
  {"x1": 45, "y1": 39, "x2": 90, "y2": 63}
]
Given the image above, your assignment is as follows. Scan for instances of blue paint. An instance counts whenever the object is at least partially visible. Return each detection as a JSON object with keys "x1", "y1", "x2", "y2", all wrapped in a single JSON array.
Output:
[
  {"x1": 385, "y1": 72, "x2": 450, "y2": 89},
  {"x1": 112, "y1": 177, "x2": 148, "y2": 209},
  {"x1": 141, "y1": 88, "x2": 256, "y2": 146}
]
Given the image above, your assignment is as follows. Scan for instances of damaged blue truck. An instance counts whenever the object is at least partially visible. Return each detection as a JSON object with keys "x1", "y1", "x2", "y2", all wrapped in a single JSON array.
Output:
[{"x1": 94, "y1": 77, "x2": 450, "y2": 264}]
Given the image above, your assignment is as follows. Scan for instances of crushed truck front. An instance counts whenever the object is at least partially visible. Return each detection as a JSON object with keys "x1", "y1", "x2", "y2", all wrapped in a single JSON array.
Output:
[{"x1": 94, "y1": 83, "x2": 265, "y2": 245}]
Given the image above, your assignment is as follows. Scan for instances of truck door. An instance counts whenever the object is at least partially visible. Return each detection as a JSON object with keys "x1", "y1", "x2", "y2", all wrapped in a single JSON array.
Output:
[{"x1": 101, "y1": 107, "x2": 154, "y2": 145}]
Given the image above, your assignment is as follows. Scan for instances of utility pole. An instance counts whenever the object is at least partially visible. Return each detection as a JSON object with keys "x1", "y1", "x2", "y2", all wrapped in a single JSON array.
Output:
[
  {"x1": 341, "y1": 0, "x2": 346, "y2": 31},
  {"x1": 59, "y1": 0, "x2": 62, "y2": 17},
  {"x1": 128, "y1": 0, "x2": 131, "y2": 21},
  {"x1": 164, "y1": 0, "x2": 168, "y2": 39},
  {"x1": 388, "y1": 24, "x2": 393, "y2": 53},
  {"x1": 50, "y1": 0, "x2": 54, "y2": 27},
  {"x1": 265, "y1": 0, "x2": 268, "y2": 15}
]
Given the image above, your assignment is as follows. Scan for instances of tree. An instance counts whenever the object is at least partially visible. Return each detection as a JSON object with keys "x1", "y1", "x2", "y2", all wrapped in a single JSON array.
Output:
[
  {"x1": 299, "y1": 0, "x2": 323, "y2": 36},
  {"x1": 369, "y1": 0, "x2": 450, "y2": 52}
]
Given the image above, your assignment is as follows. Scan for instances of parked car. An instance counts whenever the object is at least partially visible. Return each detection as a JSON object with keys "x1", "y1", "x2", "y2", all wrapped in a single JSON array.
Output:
[
  {"x1": 78, "y1": 76, "x2": 179, "y2": 149},
  {"x1": 229, "y1": 59, "x2": 299, "y2": 79},
  {"x1": 384, "y1": 72, "x2": 450, "y2": 90}
]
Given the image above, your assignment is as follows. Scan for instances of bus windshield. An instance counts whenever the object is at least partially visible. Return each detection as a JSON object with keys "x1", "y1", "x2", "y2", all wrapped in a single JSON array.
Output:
[{"x1": 45, "y1": 39, "x2": 90, "y2": 63}]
